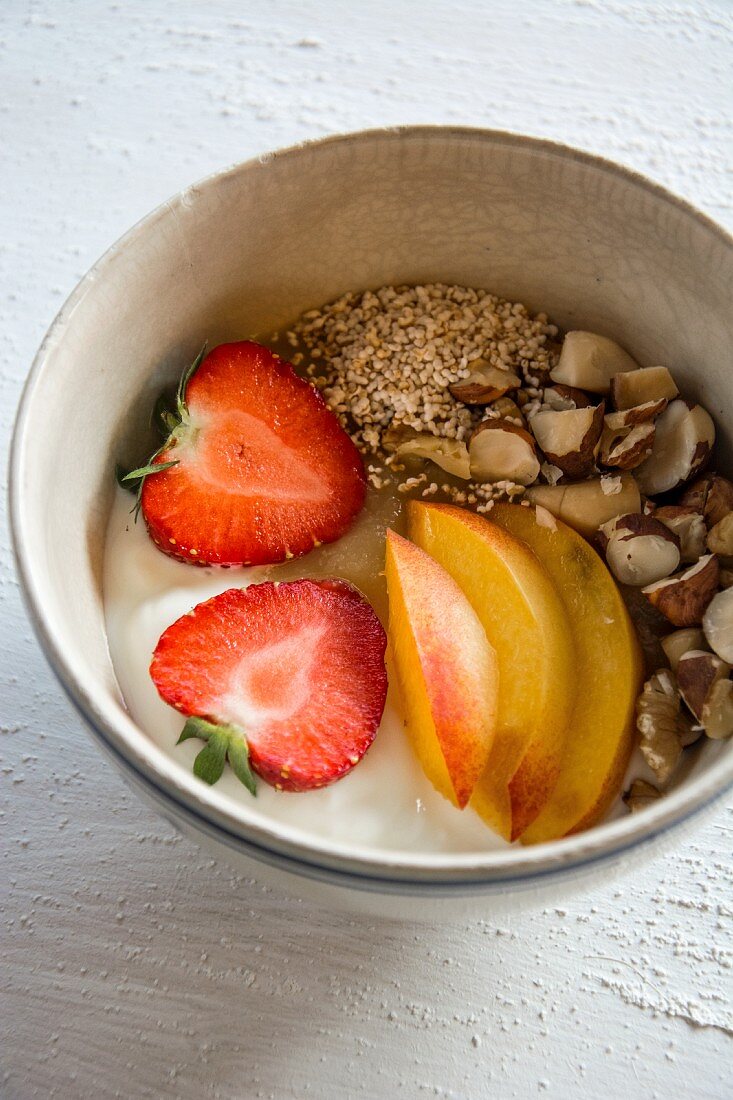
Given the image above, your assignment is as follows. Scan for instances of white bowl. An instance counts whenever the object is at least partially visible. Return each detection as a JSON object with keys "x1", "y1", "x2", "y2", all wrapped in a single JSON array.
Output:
[{"x1": 10, "y1": 127, "x2": 733, "y2": 919}]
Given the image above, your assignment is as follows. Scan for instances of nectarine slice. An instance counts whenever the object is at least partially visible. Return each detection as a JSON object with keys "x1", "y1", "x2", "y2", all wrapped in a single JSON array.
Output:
[
  {"x1": 385, "y1": 529, "x2": 498, "y2": 809},
  {"x1": 408, "y1": 502, "x2": 575, "y2": 840},
  {"x1": 489, "y1": 503, "x2": 643, "y2": 843}
]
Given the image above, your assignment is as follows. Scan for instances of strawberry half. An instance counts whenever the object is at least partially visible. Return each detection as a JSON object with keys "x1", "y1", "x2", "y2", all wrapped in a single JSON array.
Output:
[
  {"x1": 125, "y1": 341, "x2": 366, "y2": 566},
  {"x1": 150, "y1": 579, "x2": 388, "y2": 793}
]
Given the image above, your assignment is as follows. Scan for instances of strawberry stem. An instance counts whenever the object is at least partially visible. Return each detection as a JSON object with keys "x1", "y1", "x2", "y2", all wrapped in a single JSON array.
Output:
[
  {"x1": 177, "y1": 716, "x2": 257, "y2": 795},
  {"x1": 115, "y1": 342, "x2": 207, "y2": 521}
]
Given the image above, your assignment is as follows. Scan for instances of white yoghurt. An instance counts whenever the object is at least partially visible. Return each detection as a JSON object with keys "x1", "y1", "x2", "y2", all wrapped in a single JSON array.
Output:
[{"x1": 103, "y1": 484, "x2": 506, "y2": 854}]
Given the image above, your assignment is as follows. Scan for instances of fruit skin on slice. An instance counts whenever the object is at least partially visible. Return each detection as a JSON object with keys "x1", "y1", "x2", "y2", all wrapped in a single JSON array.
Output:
[
  {"x1": 141, "y1": 342, "x2": 366, "y2": 566},
  {"x1": 490, "y1": 503, "x2": 644, "y2": 843},
  {"x1": 407, "y1": 501, "x2": 575, "y2": 841},
  {"x1": 385, "y1": 529, "x2": 499, "y2": 809},
  {"x1": 150, "y1": 578, "x2": 388, "y2": 791}
]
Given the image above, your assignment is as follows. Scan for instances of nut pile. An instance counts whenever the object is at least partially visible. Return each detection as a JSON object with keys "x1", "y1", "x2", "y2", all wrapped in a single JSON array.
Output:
[
  {"x1": 288, "y1": 287, "x2": 718, "y2": 526},
  {"x1": 624, "y1": 476, "x2": 733, "y2": 804}
]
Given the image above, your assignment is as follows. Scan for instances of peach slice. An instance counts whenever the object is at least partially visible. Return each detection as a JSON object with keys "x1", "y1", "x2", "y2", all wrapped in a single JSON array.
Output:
[
  {"x1": 385, "y1": 530, "x2": 499, "y2": 809},
  {"x1": 407, "y1": 502, "x2": 575, "y2": 841},
  {"x1": 490, "y1": 503, "x2": 644, "y2": 843}
]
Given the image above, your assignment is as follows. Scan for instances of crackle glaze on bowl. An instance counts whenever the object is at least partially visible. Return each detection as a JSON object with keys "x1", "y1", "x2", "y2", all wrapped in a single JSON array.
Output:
[{"x1": 10, "y1": 127, "x2": 733, "y2": 918}]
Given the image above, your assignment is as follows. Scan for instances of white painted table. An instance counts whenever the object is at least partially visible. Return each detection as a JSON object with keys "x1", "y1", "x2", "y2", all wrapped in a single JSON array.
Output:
[{"x1": 2, "y1": 3, "x2": 731, "y2": 1097}]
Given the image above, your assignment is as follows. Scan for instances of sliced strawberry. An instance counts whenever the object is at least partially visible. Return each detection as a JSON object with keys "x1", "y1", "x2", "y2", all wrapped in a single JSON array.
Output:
[
  {"x1": 150, "y1": 579, "x2": 388, "y2": 792},
  {"x1": 135, "y1": 342, "x2": 366, "y2": 566}
]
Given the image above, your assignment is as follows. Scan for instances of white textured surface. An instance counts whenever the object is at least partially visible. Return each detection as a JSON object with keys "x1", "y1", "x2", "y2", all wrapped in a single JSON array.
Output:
[{"x1": 2, "y1": 2, "x2": 732, "y2": 1097}]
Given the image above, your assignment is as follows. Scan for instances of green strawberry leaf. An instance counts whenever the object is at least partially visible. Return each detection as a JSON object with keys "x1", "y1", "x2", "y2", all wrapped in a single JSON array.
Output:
[
  {"x1": 177, "y1": 715, "x2": 216, "y2": 744},
  {"x1": 192, "y1": 728, "x2": 230, "y2": 785},
  {"x1": 121, "y1": 459, "x2": 179, "y2": 482},
  {"x1": 176, "y1": 343, "x2": 207, "y2": 420},
  {"x1": 176, "y1": 716, "x2": 257, "y2": 795},
  {"x1": 227, "y1": 737, "x2": 258, "y2": 796}
]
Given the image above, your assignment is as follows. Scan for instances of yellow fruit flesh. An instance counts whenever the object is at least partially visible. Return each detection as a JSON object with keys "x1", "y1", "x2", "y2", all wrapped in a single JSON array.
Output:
[
  {"x1": 489, "y1": 503, "x2": 643, "y2": 843},
  {"x1": 385, "y1": 530, "x2": 498, "y2": 809},
  {"x1": 407, "y1": 502, "x2": 575, "y2": 841}
]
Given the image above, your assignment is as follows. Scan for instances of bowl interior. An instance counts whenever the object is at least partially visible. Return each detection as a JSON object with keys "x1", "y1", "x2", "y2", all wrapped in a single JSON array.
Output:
[{"x1": 12, "y1": 128, "x2": 733, "y2": 878}]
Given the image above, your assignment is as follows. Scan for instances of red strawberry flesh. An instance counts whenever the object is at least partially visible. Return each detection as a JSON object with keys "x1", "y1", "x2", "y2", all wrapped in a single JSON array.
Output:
[
  {"x1": 150, "y1": 579, "x2": 388, "y2": 791},
  {"x1": 141, "y1": 342, "x2": 366, "y2": 566}
]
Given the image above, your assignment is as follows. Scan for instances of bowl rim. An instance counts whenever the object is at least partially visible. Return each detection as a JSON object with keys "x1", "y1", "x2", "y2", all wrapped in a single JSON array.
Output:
[{"x1": 10, "y1": 124, "x2": 733, "y2": 887}]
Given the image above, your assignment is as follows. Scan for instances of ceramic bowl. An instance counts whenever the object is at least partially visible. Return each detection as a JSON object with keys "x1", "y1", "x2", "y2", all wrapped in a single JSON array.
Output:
[{"x1": 10, "y1": 127, "x2": 733, "y2": 919}]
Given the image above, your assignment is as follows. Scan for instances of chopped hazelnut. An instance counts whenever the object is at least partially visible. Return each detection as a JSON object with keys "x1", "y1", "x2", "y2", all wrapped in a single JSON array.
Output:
[
  {"x1": 677, "y1": 649, "x2": 730, "y2": 723},
  {"x1": 469, "y1": 421, "x2": 540, "y2": 486},
  {"x1": 707, "y1": 513, "x2": 733, "y2": 560},
  {"x1": 449, "y1": 362, "x2": 521, "y2": 405},
  {"x1": 643, "y1": 554, "x2": 720, "y2": 626},
  {"x1": 702, "y1": 587, "x2": 733, "y2": 663},
  {"x1": 529, "y1": 403, "x2": 604, "y2": 478},
  {"x1": 634, "y1": 400, "x2": 715, "y2": 496},
  {"x1": 385, "y1": 427, "x2": 471, "y2": 479},
  {"x1": 655, "y1": 505, "x2": 708, "y2": 563},
  {"x1": 599, "y1": 421, "x2": 655, "y2": 470},
  {"x1": 660, "y1": 627, "x2": 706, "y2": 672},
  {"x1": 543, "y1": 384, "x2": 593, "y2": 410},
  {"x1": 610, "y1": 365, "x2": 679, "y2": 410},
  {"x1": 680, "y1": 473, "x2": 733, "y2": 527},
  {"x1": 550, "y1": 331, "x2": 639, "y2": 394},
  {"x1": 676, "y1": 649, "x2": 733, "y2": 739},
  {"x1": 599, "y1": 513, "x2": 680, "y2": 587},
  {"x1": 604, "y1": 398, "x2": 668, "y2": 429}
]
